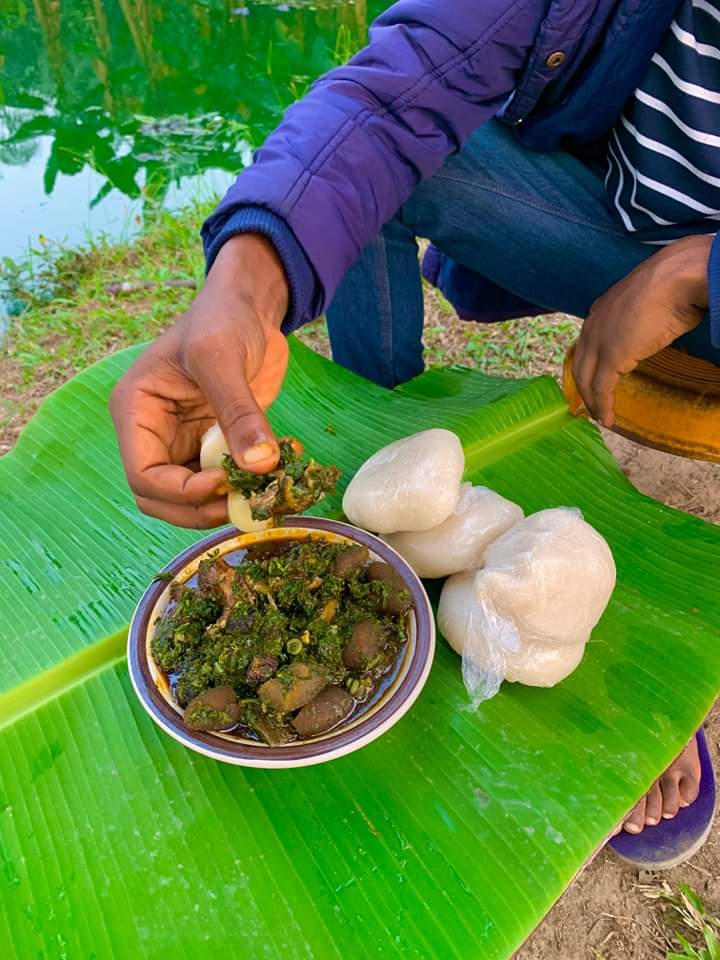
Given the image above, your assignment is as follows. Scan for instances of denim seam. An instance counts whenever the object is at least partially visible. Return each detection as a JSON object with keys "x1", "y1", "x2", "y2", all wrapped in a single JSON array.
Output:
[
  {"x1": 428, "y1": 171, "x2": 635, "y2": 240},
  {"x1": 372, "y1": 231, "x2": 396, "y2": 387}
]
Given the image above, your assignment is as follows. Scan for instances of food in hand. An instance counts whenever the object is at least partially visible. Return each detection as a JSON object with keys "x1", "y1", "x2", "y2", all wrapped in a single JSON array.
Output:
[{"x1": 200, "y1": 424, "x2": 340, "y2": 532}]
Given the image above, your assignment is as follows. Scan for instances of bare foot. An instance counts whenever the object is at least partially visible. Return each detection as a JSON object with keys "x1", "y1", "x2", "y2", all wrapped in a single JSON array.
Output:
[{"x1": 619, "y1": 737, "x2": 701, "y2": 835}]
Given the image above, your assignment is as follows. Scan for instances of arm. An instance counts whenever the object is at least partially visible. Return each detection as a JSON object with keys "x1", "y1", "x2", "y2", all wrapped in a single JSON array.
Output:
[
  {"x1": 112, "y1": 0, "x2": 548, "y2": 527},
  {"x1": 203, "y1": 0, "x2": 547, "y2": 327}
]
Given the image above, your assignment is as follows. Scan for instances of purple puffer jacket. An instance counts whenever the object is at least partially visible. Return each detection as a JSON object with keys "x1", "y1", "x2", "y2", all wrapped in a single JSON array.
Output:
[{"x1": 202, "y1": 0, "x2": 720, "y2": 349}]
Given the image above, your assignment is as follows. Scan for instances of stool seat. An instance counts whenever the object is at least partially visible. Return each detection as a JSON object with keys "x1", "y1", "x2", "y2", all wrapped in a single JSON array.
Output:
[{"x1": 562, "y1": 345, "x2": 720, "y2": 463}]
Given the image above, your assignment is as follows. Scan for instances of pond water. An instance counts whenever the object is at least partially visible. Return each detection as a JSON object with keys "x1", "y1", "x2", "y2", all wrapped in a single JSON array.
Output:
[{"x1": 0, "y1": 0, "x2": 383, "y2": 268}]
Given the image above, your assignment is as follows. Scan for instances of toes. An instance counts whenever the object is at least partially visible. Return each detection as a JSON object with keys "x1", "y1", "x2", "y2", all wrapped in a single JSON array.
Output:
[
  {"x1": 623, "y1": 797, "x2": 647, "y2": 835},
  {"x1": 644, "y1": 781, "x2": 663, "y2": 826},
  {"x1": 679, "y1": 771, "x2": 701, "y2": 808},
  {"x1": 660, "y1": 773, "x2": 681, "y2": 819}
]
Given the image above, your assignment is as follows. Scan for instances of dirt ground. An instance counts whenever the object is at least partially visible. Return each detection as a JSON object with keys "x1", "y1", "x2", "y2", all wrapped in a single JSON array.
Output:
[{"x1": 518, "y1": 434, "x2": 720, "y2": 960}]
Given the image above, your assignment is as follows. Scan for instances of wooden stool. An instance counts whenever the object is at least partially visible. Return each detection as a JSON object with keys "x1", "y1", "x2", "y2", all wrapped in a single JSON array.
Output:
[{"x1": 562, "y1": 345, "x2": 720, "y2": 463}]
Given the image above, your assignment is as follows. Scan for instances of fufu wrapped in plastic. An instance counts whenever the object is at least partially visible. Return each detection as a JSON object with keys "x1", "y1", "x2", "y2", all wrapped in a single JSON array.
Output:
[
  {"x1": 342, "y1": 429, "x2": 464, "y2": 534},
  {"x1": 438, "y1": 508, "x2": 616, "y2": 704},
  {"x1": 384, "y1": 484, "x2": 523, "y2": 578}
]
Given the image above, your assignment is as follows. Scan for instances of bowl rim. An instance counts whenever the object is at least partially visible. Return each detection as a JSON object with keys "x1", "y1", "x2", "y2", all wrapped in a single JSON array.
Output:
[{"x1": 127, "y1": 516, "x2": 435, "y2": 768}]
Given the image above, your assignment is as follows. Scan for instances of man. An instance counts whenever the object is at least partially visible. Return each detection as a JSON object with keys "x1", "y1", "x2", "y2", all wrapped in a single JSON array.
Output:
[{"x1": 110, "y1": 0, "x2": 719, "y2": 863}]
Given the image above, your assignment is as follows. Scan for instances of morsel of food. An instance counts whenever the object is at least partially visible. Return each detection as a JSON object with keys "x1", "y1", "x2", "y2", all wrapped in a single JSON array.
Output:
[
  {"x1": 184, "y1": 687, "x2": 241, "y2": 731},
  {"x1": 200, "y1": 425, "x2": 341, "y2": 532},
  {"x1": 151, "y1": 539, "x2": 412, "y2": 745},
  {"x1": 366, "y1": 562, "x2": 413, "y2": 617},
  {"x1": 293, "y1": 687, "x2": 355, "y2": 738},
  {"x1": 258, "y1": 661, "x2": 328, "y2": 713}
]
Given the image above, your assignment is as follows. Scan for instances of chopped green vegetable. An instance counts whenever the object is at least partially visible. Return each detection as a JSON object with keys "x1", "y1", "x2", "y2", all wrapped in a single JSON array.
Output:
[
  {"x1": 152, "y1": 538, "x2": 412, "y2": 745},
  {"x1": 222, "y1": 438, "x2": 340, "y2": 521}
]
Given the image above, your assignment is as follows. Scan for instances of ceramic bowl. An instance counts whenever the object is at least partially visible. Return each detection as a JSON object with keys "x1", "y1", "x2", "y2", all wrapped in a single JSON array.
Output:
[{"x1": 128, "y1": 517, "x2": 435, "y2": 768}]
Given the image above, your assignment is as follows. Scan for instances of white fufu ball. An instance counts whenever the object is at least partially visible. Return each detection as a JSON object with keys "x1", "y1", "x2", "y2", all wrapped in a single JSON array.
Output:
[
  {"x1": 479, "y1": 507, "x2": 616, "y2": 646},
  {"x1": 199, "y1": 423, "x2": 272, "y2": 533},
  {"x1": 342, "y1": 429, "x2": 464, "y2": 534},
  {"x1": 384, "y1": 483, "x2": 523, "y2": 578}
]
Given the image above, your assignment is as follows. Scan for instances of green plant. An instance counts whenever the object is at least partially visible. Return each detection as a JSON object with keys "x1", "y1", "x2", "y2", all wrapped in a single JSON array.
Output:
[{"x1": 645, "y1": 882, "x2": 720, "y2": 959}]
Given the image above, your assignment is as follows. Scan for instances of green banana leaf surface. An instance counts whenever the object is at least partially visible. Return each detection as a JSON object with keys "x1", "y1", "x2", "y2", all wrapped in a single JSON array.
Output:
[{"x1": 1, "y1": 339, "x2": 719, "y2": 959}]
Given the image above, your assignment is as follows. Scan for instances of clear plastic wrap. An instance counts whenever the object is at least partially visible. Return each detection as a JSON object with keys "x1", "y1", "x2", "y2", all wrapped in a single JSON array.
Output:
[
  {"x1": 480, "y1": 507, "x2": 616, "y2": 646},
  {"x1": 438, "y1": 508, "x2": 616, "y2": 705},
  {"x1": 342, "y1": 429, "x2": 465, "y2": 534},
  {"x1": 384, "y1": 483, "x2": 523, "y2": 578}
]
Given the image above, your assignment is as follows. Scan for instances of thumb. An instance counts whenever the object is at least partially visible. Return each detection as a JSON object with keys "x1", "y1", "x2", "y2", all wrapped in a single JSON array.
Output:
[{"x1": 195, "y1": 360, "x2": 280, "y2": 472}]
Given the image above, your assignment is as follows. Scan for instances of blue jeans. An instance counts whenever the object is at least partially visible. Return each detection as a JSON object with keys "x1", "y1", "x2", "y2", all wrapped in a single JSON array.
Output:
[{"x1": 327, "y1": 120, "x2": 720, "y2": 388}]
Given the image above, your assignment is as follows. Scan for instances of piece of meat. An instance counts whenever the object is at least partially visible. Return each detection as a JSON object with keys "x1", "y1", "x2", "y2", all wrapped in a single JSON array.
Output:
[
  {"x1": 183, "y1": 686, "x2": 240, "y2": 732},
  {"x1": 197, "y1": 557, "x2": 234, "y2": 600},
  {"x1": 366, "y1": 561, "x2": 413, "y2": 616},
  {"x1": 331, "y1": 545, "x2": 369, "y2": 578},
  {"x1": 257, "y1": 661, "x2": 328, "y2": 713},
  {"x1": 343, "y1": 620, "x2": 383, "y2": 671},
  {"x1": 243, "y1": 703, "x2": 297, "y2": 746},
  {"x1": 246, "y1": 655, "x2": 278, "y2": 686},
  {"x1": 197, "y1": 557, "x2": 238, "y2": 626},
  {"x1": 292, "y1": 687, "x2": 355, "y2": 737}
]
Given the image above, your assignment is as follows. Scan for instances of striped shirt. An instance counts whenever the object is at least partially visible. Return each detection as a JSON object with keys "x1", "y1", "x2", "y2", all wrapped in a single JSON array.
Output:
[{"x1": 606, "y1": 0, "x2": 720, "y2": 244}]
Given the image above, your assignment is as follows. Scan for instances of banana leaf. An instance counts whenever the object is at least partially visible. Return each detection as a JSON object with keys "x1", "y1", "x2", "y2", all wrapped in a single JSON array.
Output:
[{"x1": 1, "y1": 338, "x2": 718, "y2": 959}]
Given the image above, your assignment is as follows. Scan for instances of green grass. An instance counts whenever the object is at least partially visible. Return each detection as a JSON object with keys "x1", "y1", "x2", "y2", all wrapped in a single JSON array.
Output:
[
  {"x1": 642, "y1": 881, "x2": 720, "y2": 960},
  {"x1": 0, "y1": 201, "x2": 580, "y2": 454},
  {"x1": 0, "y1": 202, "x2": 211, "y2": 450}
]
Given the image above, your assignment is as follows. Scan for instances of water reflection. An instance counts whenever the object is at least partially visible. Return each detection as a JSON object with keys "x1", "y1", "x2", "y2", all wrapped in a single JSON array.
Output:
[{"x1": 0, "y1": 0, "x2": 379, "y2": 259}]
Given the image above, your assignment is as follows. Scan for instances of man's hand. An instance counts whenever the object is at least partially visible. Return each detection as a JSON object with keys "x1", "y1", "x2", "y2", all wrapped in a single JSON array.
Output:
[
  {"x1": 110, "y1": 234, "x2": 290, "y2": 528},
  {"x1": 572, "y1": 235, "x2": 711, "y2": 427}
]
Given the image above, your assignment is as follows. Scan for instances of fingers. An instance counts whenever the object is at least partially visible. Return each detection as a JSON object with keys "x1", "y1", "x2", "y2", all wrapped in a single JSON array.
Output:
[
  {"x1": 135, "y1": 494, "x2": 230, "y2": 529},
  {"x1": 572, "y1": 324, "x2": 620, "y2": 428},
  {"x1": 589, "y1": 361, "x2": 621, "y2": 429},
  {"x1": 188, "y1": 334, "x2": 288, "y2": 474},
  {"x1": 111, "y1": 381, "x2": 227, "y2": 506},
  {"x1": 201, "y1": 369, "x2": 279, "y2": 472},
  {"x1": 133, "y1": 463, "x2": 228, "y2": 507}
]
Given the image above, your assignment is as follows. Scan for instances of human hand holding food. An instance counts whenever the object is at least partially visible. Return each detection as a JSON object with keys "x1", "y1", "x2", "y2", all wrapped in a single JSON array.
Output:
[
  {"x1": 110, "y1": 233, "x2": 290, "y2": 528},
  {"x1": 572, "y1": 234, "x2": 711, "y2": 427}
]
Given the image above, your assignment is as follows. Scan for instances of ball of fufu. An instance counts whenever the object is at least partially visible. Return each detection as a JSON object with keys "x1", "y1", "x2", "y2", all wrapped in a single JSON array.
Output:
[
  {"x1": 479, "y1": 507, "x2": 616, "y2": 646},
  {"x1": 342, "y1": 429, "x2": 465, "y2": 534},
  {"x1": 384, "y1": 484, "x2": 523, "y2": 578},
  {"x1": 199, "y1": 423, "x2": 272, "y2": 533},
  {"x1": 438, "y1": 569, "x2": 587, "y2": 691}
]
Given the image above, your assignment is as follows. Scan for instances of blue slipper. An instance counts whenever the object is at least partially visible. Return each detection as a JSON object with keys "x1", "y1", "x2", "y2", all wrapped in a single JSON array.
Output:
[{"x1": 609, "y1": 728, "x2": 716, "y2": 870}]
